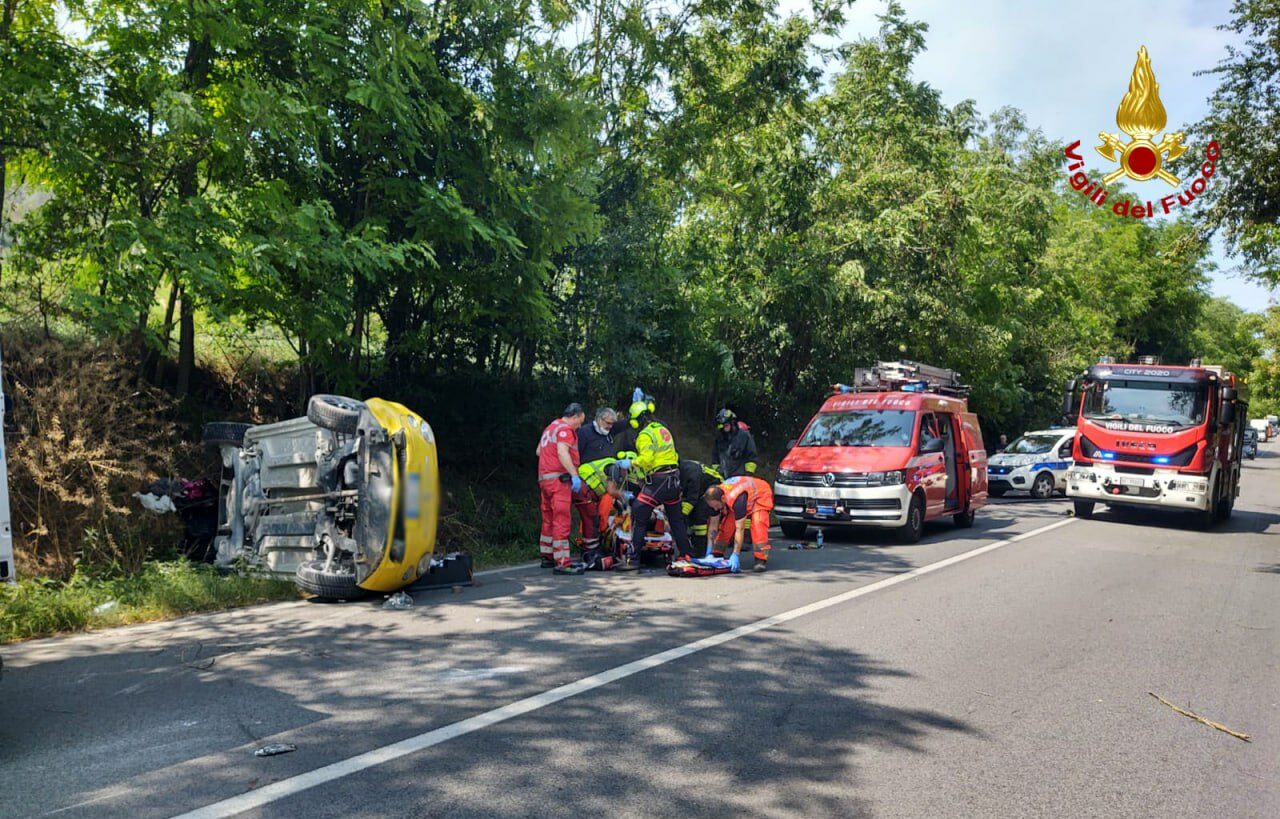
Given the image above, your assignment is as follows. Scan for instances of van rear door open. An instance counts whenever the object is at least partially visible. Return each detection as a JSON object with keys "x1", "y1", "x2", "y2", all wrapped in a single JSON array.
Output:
[{"x1": 958, "y1": 412, "x2": 988, "y2": 508}]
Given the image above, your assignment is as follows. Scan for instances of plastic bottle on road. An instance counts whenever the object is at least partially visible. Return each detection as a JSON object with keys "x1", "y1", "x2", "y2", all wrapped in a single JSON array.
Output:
[{"x1": 816, "y1": 528, "x2": 824, "y2": 548}]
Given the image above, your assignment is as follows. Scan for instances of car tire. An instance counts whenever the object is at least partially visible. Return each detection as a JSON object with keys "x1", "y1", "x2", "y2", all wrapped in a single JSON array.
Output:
[
  {"x1": 780, "y1": 520, "x2": 808, "y2": 539},
  {"x1": 202, "y1": 421, "x2": 252, "y2": 448},
  {"x1": 307, "y1": 394, "x2": 364, "y2": 435},
  {"x1": 295, "y1": 559, "x2": 364, "y2": 600},
  {"x1": 989, "y1": 486, "x2": 1007, "y2": 498},
  {"x1": 1030, "y1": 472, "x2": 1055, "y2": 500},
  {"x1": 1072, "y1": 500, "x2": 1095, "y2": 519},
  {"x1": 897, "y1": 493, "x2": 925, "y2": 544},
  {"x1": 953, "y1": 508, "x2": 975, "y2": 528}
]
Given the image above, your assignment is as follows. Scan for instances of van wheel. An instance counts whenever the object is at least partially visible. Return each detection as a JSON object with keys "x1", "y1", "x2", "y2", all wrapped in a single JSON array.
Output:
[
  {"x1": 1072, "y1": 500, "x2": 1095, "y2": 519},
  {"x1": 953, "y1": 508, "x2": 975, "y2": 528},
  {"x1": 989, "y1": 486, "x2": 1007, "y2": 498},
  {"x1": 1030, "y1": 472, "x2": 1055, "y2": 500},
  {"x1": 295, "y1": 559, "x2": 364, "y2": 601},
  {"x1": 780, "y1": 521, "x2": 808, "y2": 539},
  {"x1": 897, "y1": 493, "x2": 925, "y2": 544}
]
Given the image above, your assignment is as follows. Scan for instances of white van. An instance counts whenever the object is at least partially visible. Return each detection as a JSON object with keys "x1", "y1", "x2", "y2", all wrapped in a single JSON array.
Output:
[{"x1": 1250, "y1": 418, "x2": 1270, "y2": 441}]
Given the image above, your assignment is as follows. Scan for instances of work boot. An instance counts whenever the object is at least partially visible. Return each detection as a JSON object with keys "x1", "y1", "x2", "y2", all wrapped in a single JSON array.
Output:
[
  {"x1": 615, "y1": 553, "x2": 640, "y2": 571},
  {"x1": 540, "y1": 557, "x2": 556, "y2": 569},
  {"x1": 553, "y1": 562, "x2": 585, "y2": 575},
  {"x1": 752, "y1": 562, "x2": 768, "y2": 573}
]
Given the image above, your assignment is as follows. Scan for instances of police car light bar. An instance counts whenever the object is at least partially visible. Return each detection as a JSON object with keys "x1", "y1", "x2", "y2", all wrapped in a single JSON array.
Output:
[{"x1": 842, "y1": 360, "x2": 969, "y2": 397}]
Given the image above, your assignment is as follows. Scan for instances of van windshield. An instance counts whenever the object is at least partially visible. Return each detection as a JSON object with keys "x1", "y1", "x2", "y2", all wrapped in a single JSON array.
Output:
[{"x1": 799, "y1": 410, "x2": 916, "y2": 448}]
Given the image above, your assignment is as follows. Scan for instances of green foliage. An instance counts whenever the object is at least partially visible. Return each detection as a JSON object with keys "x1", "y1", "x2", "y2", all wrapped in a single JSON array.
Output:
[
  {"x1": 0, "y1": 561, "x2": 298, "y2": 643},
  {"x1": 1192, "y1": 0, "x2": 1280, "y2": 283}
]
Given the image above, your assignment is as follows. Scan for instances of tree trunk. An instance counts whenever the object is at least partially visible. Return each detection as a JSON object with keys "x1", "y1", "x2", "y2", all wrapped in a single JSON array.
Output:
[
  {"x1": 153, "y1": 274, "x2": 179, "y2": 383},
  {"x1": 0, "y1": 0, "x2": 15, "y2": 288},
  {"x1": 176, "y1": 287, "x2": 195, "y2": 398}
]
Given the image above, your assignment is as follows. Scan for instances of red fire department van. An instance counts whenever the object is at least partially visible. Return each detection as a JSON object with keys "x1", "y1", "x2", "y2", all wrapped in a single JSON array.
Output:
[{"x1": 774, "y1": 361, "x2": 989, "y2": 543}]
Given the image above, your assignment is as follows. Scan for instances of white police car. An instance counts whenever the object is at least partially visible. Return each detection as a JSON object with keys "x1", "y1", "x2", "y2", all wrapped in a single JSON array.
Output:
[{"x1": 987, "y1": 428, "x2": 1076, "y2": 499}]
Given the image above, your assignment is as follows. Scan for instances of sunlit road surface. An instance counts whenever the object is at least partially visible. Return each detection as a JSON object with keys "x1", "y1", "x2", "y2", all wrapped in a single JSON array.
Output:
[{"x1": 4, "y1": 452, "x2": 1278, "y2": 818}]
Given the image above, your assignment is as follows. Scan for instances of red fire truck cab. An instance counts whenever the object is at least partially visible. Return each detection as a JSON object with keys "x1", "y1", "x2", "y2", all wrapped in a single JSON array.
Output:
[
  {"x1": 1064, "y1": 357, "x2": 1244, "y2": 526},
  {"x1": 774, "y1": 361, "x2": 989, "y2": 543}
]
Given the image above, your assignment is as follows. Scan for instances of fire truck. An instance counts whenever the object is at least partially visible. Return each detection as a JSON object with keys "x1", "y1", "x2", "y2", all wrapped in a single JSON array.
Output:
[
  {"x1": 1063, "y1": 357, "x2": 1245, "y2": 526},
  {"x1": 774, "y1": 361, "x2": 988, "y2": 544}
]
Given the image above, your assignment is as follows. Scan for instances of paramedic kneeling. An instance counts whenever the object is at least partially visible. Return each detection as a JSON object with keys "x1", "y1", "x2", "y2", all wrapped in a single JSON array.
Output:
[{"x1": 704, "y1": 476, "x2": 774, "y2": 573}]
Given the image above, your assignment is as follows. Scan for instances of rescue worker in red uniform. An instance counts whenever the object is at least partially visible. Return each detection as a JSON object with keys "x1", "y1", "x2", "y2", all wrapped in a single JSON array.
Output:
[
  {"x1": 536, "y1": 403, "x2": 586, "y2": 574},
  {"x1": 618, "y1": 389, "x2": 692, "y2": 570},
  {"x1": 704, "y1": 475, "x2": 774, "y2": 573}
]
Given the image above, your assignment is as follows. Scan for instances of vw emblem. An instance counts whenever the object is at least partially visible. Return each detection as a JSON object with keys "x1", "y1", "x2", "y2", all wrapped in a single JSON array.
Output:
[{"x1": 822, "y1": 473, "x2": 836, "y2": 487}]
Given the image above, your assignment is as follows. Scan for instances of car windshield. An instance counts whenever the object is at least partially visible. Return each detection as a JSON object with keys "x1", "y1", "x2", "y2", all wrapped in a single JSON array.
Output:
[
  {"x1": 1005, "y1": 434, "x2": 1062, "y2": 455},
  {"x1": 799, "y1": 410, "x2": 916, "y2": 448},
  {"x1": 1083, "y1": 379, "x2": 1206, "y2": 429}
]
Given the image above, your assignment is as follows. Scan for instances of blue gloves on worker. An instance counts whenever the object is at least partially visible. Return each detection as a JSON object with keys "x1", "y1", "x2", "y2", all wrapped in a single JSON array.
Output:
[
  {"x1": 703, "y1": 545, "x2": 715, "y2": 559},
  {"x1": 571, "y1": 475, "x2": 583, "y2": 493},
  {"x1": 835, "y1": 383, "x2": 853, "y2": 394},
  {"x1": 616, "y1": 458, "x2": 631, "y2": 469},
  {"x1": 621, "y1": 490, "x2": 634, "y2": 504},
  {"x1": 727, "y1": 553, "x2": 741, "y2": 573}
]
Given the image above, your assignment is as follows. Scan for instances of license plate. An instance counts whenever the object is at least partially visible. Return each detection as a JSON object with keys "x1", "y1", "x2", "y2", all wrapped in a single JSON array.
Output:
[
  {"x1": 817, "y1": 505, "x2": 836, "y2": 517},
  {"x1": 404, "y1": 473, "x2": 421, "y2": 519},
  {"x1": 1118, "y1": 476, "x2": 1145, "y2": 487}
]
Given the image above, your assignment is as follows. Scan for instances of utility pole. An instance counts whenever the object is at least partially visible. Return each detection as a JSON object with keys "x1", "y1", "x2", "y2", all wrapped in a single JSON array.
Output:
[{"x1": 0, "y1": 341, "x2": 13, "y2": 582}]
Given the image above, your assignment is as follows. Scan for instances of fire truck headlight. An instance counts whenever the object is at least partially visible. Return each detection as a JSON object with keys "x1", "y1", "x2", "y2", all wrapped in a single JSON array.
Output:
[{"x1": 1069, "y1": 468, "x2": 1096, "y2": 482}]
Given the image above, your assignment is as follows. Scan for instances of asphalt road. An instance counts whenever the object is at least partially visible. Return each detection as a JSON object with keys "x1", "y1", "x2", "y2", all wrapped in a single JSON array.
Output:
[{"x1": 3, "y1": 452, "x2": 1279, "y2": 818}]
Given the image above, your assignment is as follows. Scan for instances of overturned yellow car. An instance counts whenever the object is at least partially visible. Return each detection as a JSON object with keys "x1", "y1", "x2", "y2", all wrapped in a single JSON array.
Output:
[{"x1": 203, "y1": 395, "x2": 440, "y2": 599}]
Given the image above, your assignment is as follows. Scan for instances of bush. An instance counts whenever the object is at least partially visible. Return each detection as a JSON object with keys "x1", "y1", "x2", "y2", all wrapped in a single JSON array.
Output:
[{"x1": 3, "y1": 330, "x2": 191, "y2": 578}]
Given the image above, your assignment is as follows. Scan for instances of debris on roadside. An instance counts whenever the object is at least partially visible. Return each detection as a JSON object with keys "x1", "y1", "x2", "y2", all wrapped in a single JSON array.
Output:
[
  {"x1": 93, "y1": 600, "x2": 119, "y2": 615},
  {"x1": 382, "y1": 591, "x2": 414, "y2": 610},
  {"x1": 788, "y1": 541, "x2": 823, "y2": 550},
  {"x1": 254, "y1": 743, "x2": 297, "y2": 757},
  {"x1": 1148, "y1": 692, "x2": 1251, "y2": 742}
]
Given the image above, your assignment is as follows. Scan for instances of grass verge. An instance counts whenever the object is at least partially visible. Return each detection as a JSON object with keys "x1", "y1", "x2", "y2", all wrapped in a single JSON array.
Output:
[{"x1": 0, "y1": 561, "x2": 300, "y2": 643}]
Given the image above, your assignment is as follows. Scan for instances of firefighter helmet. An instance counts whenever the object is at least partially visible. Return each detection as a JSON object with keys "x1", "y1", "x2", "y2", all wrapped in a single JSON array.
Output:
[{"x1": 715, "y1": 408, "x2": 736, "y2": 426}]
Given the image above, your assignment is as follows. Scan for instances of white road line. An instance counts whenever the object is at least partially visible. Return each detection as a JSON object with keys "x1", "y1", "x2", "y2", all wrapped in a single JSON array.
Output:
[
  {"x1": 473, "y1": 561, "x2": 540, "y2": 577},
  {"x1": 172, "y1": 517, "x2": 1075, "y2": 819}
]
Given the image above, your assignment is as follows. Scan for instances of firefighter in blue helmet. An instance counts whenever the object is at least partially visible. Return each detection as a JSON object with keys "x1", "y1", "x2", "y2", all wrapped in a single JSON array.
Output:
[{"x1": 618, "y1": 388, "x2": 692, "y2": 569}]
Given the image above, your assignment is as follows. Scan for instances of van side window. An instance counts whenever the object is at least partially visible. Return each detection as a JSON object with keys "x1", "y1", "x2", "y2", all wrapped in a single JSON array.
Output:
[
  {"x1": 919, "y1": 413, "x2": 938, "y2": 448},
  {"x1": 1058, "y1": 438, "x2": 1073, "y2": 459}
]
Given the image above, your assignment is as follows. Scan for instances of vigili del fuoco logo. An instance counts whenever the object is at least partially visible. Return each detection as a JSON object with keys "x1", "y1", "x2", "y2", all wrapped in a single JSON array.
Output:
[{"x1": 1063, "y1": 46, "x2": 1218, "y2": 219}]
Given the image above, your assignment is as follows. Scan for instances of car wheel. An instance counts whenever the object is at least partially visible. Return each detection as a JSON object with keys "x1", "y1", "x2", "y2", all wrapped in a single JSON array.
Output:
[
  {"x1": 295, "y1": 559, "x2": 364, "y2": 600},
  {"x1": 307, "y1": 394, "x2": 365, "y2": 435},
  {"x1": 1072, "y1": 500, "x2": 1095, "y2": 519},
  {"x1": 202, "y1": 421, "x2": 252, "y2": 448},
  {"x1": 1030, "y1": 472, "x2": 1055, "y2": 500},
  {"x1": 952, "y1": 508, "x2": 975, "y2": 528},
  {"x1": 780, "y1": 520, "x2": 808, "y2": 539},
  {"x1": 897, "y1": 493, "x2": 925, "y2": 544},
  {"x1": 989, "y1": 486, "x2": 1007, "y2": 498}
]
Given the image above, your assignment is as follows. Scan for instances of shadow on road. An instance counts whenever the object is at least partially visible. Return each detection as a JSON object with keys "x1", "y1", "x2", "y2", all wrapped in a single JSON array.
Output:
[{"x1": 2, "y1": 554, "x2": 981, "y2": 818}]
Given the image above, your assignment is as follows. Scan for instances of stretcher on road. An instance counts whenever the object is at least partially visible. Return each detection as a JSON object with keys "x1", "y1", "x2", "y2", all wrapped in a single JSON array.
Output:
[{"x1": 667, "y1": 556, "x2": 734, "y2": 577}]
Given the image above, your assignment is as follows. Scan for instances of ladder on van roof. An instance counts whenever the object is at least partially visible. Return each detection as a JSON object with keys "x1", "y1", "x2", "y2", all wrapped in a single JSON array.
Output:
[{"x1": 842, "y1": 360, "x2": 970, "y2": 397}]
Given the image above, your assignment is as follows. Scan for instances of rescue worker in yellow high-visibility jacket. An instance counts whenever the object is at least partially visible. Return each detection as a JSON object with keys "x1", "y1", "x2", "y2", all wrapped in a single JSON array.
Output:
[{"x1": 618, "y1": 389, "x2": 692, "y2": 569}]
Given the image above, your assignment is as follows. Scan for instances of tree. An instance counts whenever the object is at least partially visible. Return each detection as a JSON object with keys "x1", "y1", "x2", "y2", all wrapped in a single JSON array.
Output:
[{"x1": 1192, "y1": 0, "x2": 1280, "y2": 283}]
